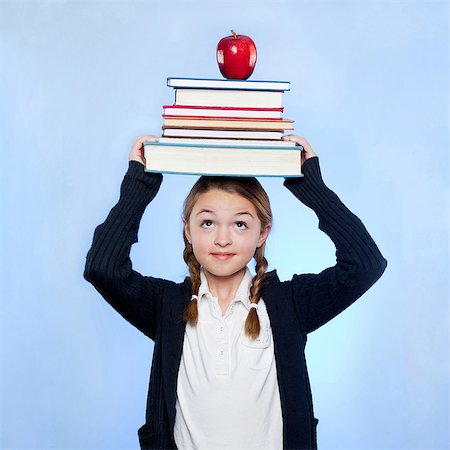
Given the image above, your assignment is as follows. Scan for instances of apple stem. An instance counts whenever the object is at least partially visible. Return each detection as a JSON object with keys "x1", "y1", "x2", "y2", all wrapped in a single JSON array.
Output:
[{"x1": 231, "y1": 29, "x2": 237, "y2": 38}]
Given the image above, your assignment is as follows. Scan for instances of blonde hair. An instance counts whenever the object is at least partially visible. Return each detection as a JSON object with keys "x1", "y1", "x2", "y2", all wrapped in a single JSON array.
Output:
[{"x1": 182, "y1": 176, "x2": 272, "y2": 340}]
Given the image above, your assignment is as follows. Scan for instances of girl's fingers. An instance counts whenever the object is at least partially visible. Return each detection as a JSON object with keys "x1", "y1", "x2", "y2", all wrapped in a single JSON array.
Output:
[
  {"x1": 282, "y1": 134, "x2": 318, "y2": 168},
  {"x1": 282, "y1": 134, "x2": 307, "y2": 147},
  {"x1": 135, "y1": 135, "x2": 159, "y2": 144},
  {"x1": 129, "y1": 135, "x2": 159, "y2": 164}
]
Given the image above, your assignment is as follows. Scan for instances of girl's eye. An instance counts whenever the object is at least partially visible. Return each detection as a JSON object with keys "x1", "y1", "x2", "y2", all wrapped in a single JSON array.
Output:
[
  {"x1": 235, "y1": 221, "x2": 248, "y2": 229},
  {"x1": 201, "y1": 220, "x2": 214, "y2": 229}
]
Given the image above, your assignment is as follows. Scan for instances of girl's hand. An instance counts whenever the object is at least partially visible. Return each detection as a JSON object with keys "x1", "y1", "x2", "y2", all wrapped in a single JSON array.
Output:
[
  {"x1": 281, "y1": 135, "x2": 317, "y2": 168},
  {"x1": 128, "y1": 135, "x2": 159, "y2": 166}
]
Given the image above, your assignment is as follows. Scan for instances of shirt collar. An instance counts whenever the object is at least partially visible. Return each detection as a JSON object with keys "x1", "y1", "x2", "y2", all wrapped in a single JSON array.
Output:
[{"x1": 197, "y1": 267, "x2": 254, "y2": 310}]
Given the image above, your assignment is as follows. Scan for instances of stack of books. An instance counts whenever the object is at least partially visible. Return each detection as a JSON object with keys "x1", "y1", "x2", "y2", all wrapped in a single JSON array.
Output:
[{"x1": 144, "y1": 77, "x2": 303, "y2": 177}]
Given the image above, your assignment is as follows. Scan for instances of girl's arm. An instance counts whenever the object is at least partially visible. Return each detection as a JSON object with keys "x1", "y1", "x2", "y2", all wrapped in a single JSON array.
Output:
[
  {"x1": 282, "y1": 137, "x2": 388, "y2": 335},
  {"x1": 84, "y1": 137, "x2": 164, "y2": 340}
]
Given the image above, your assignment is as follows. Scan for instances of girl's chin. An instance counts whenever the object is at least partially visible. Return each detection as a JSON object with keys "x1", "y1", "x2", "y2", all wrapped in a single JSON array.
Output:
[{"x1": 203, "y1": 265, "x2": 248, "y2": 279}]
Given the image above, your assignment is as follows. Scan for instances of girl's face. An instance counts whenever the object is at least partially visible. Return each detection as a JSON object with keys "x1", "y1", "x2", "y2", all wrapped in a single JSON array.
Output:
[{"x1": 184, "y1": 189, "x2": 271, "y2": 281}]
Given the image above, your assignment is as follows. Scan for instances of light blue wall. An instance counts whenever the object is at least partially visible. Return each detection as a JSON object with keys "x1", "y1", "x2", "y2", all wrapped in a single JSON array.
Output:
[{"x1": 1, "y1": 1, "x2": 448, "y2": 449}]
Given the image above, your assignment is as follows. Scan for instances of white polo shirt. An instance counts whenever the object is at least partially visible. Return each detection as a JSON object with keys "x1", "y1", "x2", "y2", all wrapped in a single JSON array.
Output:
[{"x1": 174, "y1": 267, "x2": 283, "y2": 450}]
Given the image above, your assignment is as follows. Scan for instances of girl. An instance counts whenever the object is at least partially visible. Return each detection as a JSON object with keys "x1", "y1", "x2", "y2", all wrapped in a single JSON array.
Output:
[{"x1": 84, "y1": 135, "x2": 387, "y2": 450}]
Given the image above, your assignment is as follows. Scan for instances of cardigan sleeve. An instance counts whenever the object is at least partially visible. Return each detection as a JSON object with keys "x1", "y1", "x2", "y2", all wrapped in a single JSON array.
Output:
[
  {"x1": 283, "y1": 156, "x2": 388, "y2": 335},
  {"x1": 83, "y1": 161, "x2": 165, "y2": 341}
]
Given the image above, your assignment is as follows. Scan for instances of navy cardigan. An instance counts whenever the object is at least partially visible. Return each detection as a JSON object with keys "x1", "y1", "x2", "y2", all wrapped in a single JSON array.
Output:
[{"x1": 84, "y1": 156, "x2": 387, "y2": 449}]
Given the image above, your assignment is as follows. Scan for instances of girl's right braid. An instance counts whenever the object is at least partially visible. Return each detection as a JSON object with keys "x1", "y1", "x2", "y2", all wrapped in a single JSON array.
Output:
[
  {"x1": 182, "y1": 243, "x2": 201, "y2": 325},
  {"x1": 244, "y1": 245, "x2": 268, "y2": 340}
]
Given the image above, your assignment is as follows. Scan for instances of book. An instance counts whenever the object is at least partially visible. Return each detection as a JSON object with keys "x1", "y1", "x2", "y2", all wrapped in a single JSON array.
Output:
[
  {"x1": 162, "y1": 105, "x2": 284, "y2": 119},
  {"x1": 174, "y1": 88, "x2": 283, "y2": 108},
  {"x1": 167, "y1": 77, "x2": 290, "y2": 91},
  {"x1": 162, "y1": 117, "x2": 295, "y2": 131},
  {"x1": 162, "y1": 128, "x2": 284, "y2": 140},
  {"x1": 157, "y1": 137, "x2": 297, "y2": 148},
  {"x1": 143, "y1": 141, "x2": 303, "y2": 177}
]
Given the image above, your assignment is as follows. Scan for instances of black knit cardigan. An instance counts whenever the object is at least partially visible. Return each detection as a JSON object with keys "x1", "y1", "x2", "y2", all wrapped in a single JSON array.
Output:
[{"x1": 84, "y1": 156, "x2": 387, "y2": 449}]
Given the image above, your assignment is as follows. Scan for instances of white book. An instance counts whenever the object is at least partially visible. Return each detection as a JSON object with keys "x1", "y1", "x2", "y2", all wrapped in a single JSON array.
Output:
[
  {"x1": 167, "y1": 77, "x2": 290, "y2": 91},
  {"x1": 162, "y1": 105, "x2": 283, "y2": 119},
  {"x1": 158, "y1": 137, "x2": 297, "y2": 147},
  {"x1": 174, "y1": 89, "x2": 283, "y2": 108},
  {"x1": 162, "y1": 128, "x2": 284, "y2": 140},
  {"x1": 144, "y1": 141, "x2": 303, "y2": 177}
]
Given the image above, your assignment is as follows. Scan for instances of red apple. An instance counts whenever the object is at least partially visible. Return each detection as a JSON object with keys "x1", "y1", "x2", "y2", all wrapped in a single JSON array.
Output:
[{"x1": 216, "y1": 30, "x2": 257, "y2": 80}]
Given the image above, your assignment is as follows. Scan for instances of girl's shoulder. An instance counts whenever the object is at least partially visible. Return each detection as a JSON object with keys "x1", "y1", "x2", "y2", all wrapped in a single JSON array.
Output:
[{"x1": 163, "y1": 275, "x2": 193, "y2": 299}]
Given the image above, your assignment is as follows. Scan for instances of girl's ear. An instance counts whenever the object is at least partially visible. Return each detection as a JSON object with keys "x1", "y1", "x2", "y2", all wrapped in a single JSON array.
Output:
[
  {"x1": 184, "y1": 220, "x2": 192, "y2": 244},
  {"x1": 257, "y1": 223, "x2": 271, "y2": 248}
]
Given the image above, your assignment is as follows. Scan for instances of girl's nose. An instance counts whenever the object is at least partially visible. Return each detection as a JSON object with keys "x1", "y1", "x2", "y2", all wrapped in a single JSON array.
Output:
[{"x1": 214, "y1": 227, "x2": 232, "y2": 246}]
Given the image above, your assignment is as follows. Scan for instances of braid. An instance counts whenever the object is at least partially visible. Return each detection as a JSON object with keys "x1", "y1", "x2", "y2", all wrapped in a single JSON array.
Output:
[
  {"x1": 244, "y1": 244, "x2": 268, "y2": 340},
  {"x1": 182, "y1": 241, "x2": 201, "y2": 326}
]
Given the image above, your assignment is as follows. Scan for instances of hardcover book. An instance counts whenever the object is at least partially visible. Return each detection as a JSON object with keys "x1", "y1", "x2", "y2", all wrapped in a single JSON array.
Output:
[
  {"x1": 162, "y1": 105, "x2": 284, "y2": 119},
  {"x1": 157, "y1": 137, "x2": 297, "y2": 148},
  {"x1": 174, "y1": 88, "x2": 283, "y2": 108},
  {"x1": 162, "y1": 117, "x2": 295, "y2": 131},
  {"x1": 167, "y1": 77, "x2": 290, "y2": 91},
  {"x1": 144, "y1": 141, "x2": 303, "y2": 177},
  {"x1": 161, "y1": 128, "x2": 284, "y2": 140}
]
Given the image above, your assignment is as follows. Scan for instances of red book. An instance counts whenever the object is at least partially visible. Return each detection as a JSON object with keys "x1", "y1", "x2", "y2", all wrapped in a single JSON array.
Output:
[{"x1": 162, "y1": 105, "x2": 284, "y2": 120}]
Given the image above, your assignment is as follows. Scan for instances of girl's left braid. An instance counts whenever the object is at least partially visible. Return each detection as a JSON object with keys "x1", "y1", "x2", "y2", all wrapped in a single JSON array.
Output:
[
  {"x1": 244, "y1": 245, "x2": 268, "y2": 340},
  {"x1": 182, "y1": 242, "x2": 201, "y2": 325}
]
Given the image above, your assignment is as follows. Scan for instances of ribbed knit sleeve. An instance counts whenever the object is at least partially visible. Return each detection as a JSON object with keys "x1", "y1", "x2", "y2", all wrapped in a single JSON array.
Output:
[
  {"x1": 283, "y1": 156, "x2": 388, "y2": 335},
  {"x1": 84, "y1": 161, "x2": 165, "y2": 340}
]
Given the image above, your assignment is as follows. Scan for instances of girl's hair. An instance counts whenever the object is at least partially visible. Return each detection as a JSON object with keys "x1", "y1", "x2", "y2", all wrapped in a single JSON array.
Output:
[{"x1": 182, "y1": 176, "x2": 272, "y2": 340}]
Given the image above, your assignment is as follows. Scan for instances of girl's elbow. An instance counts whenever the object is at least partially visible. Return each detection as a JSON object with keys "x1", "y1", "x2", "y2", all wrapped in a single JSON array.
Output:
[
  {"x1": 83, "y1": 262, "x2": 109, "y2": 287},
  {"x1": 345, "y1": 256, "x2": 387, "y2": 291},
  {"x1": 375, "y1": 255, "x2": 388, "y2": 279},
  {"x1": 83, "y1": 265, "x2": 94, "y2": 283},
  {"x1": 83, "y1": 264, "x2": 98, "y2": 285},
  {"x1": 363, "y1": 255, "x2": 388, "y2": 287}
]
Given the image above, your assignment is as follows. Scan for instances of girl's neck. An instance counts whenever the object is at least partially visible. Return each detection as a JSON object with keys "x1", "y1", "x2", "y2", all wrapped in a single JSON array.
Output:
[{"x1": 203, "y1": 266, "x2": 247, "y2": 304}]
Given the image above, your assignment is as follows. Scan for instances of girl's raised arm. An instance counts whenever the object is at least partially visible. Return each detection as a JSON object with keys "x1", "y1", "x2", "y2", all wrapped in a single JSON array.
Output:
[
  {"x1": 282, "y1": 136, "x2": 388, "y2": 335},
  {"x1": 84, "y1": 136, "x2": 165, "y2": 341}
]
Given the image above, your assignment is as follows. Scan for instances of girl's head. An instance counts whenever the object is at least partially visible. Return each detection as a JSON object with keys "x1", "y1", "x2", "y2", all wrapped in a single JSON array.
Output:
[{"x1": 182, "y1": 176, "x2": 272, "y2": 340}]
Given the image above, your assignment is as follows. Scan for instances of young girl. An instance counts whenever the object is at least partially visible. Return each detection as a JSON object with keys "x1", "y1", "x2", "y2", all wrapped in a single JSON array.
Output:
[{"x1": 84, "y1": 135, "x2": 387, "y2": 450}]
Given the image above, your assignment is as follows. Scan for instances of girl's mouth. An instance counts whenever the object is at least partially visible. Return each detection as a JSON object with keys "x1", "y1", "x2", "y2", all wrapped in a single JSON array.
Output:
[{"x1": 211, "y1": 253, "x2": 235, "y2": 261}]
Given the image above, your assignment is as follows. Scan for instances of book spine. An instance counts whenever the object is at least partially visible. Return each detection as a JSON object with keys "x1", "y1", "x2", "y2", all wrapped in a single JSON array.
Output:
[
  {"x1": 162, "y1": 105, "x2": 284, "y2": 112},
  {"x1": 163, "y1": 107, "x2": 283, "y2": 119},
  {"x1": 145, "y1": 141, "x2": 303, "y2": 151},
  {"x1": 167, "y1": 77, "x2": 290, "y2": 91},
  {"x1": 157, "y1": 137, "x2": 297, "y2": 147},
  {"x1": 174, "y1": 89, "x2": 283, "y2": 108},
  {"x1": 162, "y1": 129, "x2": 284, "y2": 139},
  {"x1": 162, "y1": 115, "x2": 284, "y2": 121}
]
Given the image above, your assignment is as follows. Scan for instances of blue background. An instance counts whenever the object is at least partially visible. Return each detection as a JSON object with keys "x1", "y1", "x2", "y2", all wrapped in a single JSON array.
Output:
[{"x1": 1, "y1": 1, "x2": 448, "y2": 449}]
